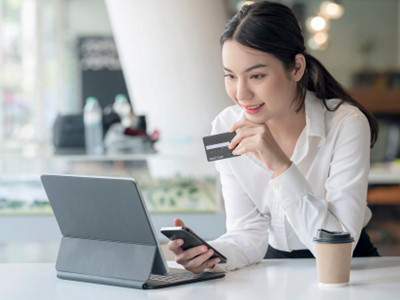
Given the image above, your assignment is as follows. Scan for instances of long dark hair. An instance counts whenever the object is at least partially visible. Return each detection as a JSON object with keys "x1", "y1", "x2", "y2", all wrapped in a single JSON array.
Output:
[{"x1": 220, "y1": 1, "x2": 378, "y2": 147}]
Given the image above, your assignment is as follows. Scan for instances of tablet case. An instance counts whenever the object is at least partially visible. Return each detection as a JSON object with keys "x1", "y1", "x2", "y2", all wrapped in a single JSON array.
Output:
[
  {"x1": 41, "y1": 175, "x2": 168, "y2": 289},
  {"x1": 56, "y1": 237, "x2": 166, "y2": 289}
]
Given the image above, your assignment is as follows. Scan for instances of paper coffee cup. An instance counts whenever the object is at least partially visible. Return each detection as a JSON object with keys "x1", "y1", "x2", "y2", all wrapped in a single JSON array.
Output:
[{"x1": 313, "y1": 229, "x2": 354, "y2": 286}]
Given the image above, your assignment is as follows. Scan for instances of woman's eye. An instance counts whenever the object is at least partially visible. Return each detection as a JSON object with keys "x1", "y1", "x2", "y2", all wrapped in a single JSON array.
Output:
[
  {"x1": 224, "y1": 74, "x2": 235, "y2": 79},
  {"x1": 251, "y1": 74, "x2": 266, "y2": 80}
]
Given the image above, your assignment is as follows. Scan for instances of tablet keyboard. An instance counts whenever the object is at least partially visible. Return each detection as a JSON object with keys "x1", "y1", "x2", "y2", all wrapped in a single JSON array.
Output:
[{"x1": 149, "y1": 272, "x2": 199, "y2": 283}]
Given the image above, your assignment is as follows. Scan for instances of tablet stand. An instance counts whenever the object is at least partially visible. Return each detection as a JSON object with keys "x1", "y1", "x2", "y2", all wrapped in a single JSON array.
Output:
[{"x1": 56, "y1": 236, "x2": 163, "y2": 289}]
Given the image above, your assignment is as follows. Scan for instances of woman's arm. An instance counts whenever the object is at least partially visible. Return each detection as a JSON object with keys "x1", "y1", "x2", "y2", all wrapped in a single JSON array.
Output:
[
  {"x1": 269, "y1": 113, "x2": 371, "y2": 255},
  {"x1": 208, "y1": 165, "x2": 271, "y2": 272},
  {"x1": 208, "y1": 117, "x2": 270, "y2": 272}
]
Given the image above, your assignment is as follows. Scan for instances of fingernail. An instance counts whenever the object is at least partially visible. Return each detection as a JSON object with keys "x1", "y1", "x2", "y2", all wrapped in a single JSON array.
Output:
[
  {"x1": 177, "y1": 239, "x2": 183, "y2": 246},
  {"x1": 208, "y1": 249, "x2": 214, "y2": 255},
  {"x1": 202, "y1": 246, "x2": 208, "y2": 252}
]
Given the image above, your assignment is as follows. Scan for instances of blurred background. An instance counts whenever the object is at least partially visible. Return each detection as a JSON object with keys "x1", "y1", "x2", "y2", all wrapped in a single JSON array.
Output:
[{"x1": 0, "y1": 0, "x2": 399, "y2": 262}]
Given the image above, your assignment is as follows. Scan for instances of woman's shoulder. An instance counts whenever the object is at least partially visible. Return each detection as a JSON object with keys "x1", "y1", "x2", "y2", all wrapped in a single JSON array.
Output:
[
  {"x1": 326, "y1": 98, "x2": 364, "y2": 121},
  {"x1": 325, "y1": 98, "x2": 368, "y2": 128},
  {"x1": 211, "y1": 104, "x2": 243, "y2": 133},
  {"x1": 327, "y1": 98, "x2": 364, "y2": 115}
]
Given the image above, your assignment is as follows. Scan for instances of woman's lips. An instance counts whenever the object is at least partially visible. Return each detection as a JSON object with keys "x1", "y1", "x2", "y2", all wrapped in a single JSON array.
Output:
[{"x1": 241, "y1": 103, "x2": 265, "y2": 114}]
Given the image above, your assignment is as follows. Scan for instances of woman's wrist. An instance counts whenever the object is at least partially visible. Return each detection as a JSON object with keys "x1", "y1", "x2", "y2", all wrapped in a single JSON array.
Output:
[
  {"x1": 259, "y1": 148, "x2": 292, "y2": 178},
  {"x1": 271, "y1": 159, "x2": 292, "y2": 179}
]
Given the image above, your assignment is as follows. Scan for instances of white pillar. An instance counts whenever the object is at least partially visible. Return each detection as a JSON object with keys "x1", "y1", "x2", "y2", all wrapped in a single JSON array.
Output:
[
  {"x1": 21, "y1": 0, "x2": 44, "y2": 142},
  {"x1": 0, "y1": 2, "x2": 4, "y2": 150},
  {"x1": 105, "y1": 0, "x2": 231, "y2": 156},
  {"x1": 54, "y1": 0, "x2": 67, "y2": 115}
]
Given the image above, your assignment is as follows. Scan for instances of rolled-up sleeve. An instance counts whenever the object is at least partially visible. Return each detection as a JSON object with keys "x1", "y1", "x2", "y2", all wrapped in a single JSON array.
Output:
[{"x1": 269, "y1": 114, "x2": 371, "y2": 255}]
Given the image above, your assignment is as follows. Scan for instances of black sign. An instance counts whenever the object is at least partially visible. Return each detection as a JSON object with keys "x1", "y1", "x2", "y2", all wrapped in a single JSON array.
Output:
[{"x1": 78, "y1": 36, "x2": 131, "y2": 109}]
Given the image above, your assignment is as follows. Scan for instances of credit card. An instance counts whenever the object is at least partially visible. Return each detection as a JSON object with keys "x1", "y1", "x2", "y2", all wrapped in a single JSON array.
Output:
[{"x1": 202, "y1": 132, "x2": 240, "y2": 162}]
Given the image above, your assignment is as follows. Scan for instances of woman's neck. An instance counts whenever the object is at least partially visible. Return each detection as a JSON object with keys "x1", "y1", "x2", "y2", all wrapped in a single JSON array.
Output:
[{"x1": 267, "y1": 105, "x2": 306, "y2": 142}]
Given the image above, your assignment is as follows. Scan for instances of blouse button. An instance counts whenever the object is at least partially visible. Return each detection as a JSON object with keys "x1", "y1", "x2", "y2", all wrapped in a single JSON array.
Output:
[{"x1": 271, "y1": 183, "x2": 281, "y2": 191}]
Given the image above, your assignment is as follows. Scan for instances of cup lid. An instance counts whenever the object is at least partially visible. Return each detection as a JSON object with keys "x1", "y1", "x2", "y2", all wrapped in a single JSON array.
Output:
[{"x1": 313, "y1": 229, "x2": 354, "y2": 244}]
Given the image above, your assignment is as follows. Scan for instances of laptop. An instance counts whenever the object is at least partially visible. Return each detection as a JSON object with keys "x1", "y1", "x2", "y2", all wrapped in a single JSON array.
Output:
[{"x1": 41, "y1": 174, "x2": 225, "y2": 289}]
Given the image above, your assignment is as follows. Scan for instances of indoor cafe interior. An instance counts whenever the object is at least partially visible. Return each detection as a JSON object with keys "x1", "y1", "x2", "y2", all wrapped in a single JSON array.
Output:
[{"x1": 1, "y1": 0, "x2": 400, "y2": 298}]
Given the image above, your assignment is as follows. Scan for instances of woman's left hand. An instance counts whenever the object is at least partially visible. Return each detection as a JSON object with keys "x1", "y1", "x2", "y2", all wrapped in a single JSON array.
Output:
[{"x1": 228, "y1": 117, "x2": 292, "y2": 177}]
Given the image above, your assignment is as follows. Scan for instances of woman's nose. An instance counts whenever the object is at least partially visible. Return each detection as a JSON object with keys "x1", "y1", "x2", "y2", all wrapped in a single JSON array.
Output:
[{"x1": 236, "y1": 80, "x2": 253, "y2": 101}]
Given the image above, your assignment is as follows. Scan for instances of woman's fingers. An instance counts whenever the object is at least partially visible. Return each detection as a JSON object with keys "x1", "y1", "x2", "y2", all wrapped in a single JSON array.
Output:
[
  {"x1": 174, "y1": 218, "x2": 185, "y2": 227},
  {"x1": 169, "y1": 218, "x2": 218, "y2": 273},
  {"x1": 168, "y1": 239, "x2": 184, "y2": 255},
  {"x1": 185, "y1": 248, "x2": 215, "y2": 269},
  {"x1": 171, "y1": 242, "x2": 219, "y2": 273},
  {"x1": 191, "y1": 257, "x2": 221, "y2": 274},
  {"x1": 189, "y1": 256, "x2": 221, "y2": 274},
  {"x1": 175, "y1": 245, "x2": 208, "y2": 265},
  {"x1": 230, "y1": 116, "x2": 259, "y2": 132},
  {"x1": 230, "y1": 116, "x2": 249, "y2": 132},
  {"x1": 234, "y1": 134, "x2": 265, "y2": 156},
  {"x1": 174, "y1": 218, "x2": 193, "y2": 231},
  {"x1": 184, "y1": 249, "x2": 222, "y2": 274},
  {"x1": 228, "y1": 127, "x2": 259, "y2": 150}
]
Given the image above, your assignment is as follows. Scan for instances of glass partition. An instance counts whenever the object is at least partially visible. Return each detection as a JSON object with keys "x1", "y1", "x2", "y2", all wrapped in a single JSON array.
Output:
[{"x1": 0, "y1": 152, "x2": 220, "y2": 215}]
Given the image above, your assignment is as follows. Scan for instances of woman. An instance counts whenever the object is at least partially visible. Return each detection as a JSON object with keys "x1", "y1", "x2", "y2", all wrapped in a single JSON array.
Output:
[{"x1": 169, "y1": 1, "x2": 379, "y2": 273}]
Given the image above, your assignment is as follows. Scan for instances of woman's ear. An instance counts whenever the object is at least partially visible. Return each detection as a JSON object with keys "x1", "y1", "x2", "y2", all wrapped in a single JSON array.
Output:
[{"x1": 291, "y1": 54, "x2": 306, "y2": 82}]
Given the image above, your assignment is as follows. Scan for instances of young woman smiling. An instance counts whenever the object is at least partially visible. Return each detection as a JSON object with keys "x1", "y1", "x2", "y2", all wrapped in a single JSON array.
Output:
[{"x1": 169, "y1": 1, "x2": 379, "y2": 273}]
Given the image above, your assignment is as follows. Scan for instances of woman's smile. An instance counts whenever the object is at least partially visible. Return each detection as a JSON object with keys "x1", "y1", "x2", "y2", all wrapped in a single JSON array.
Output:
[{"x1": 241, "y1": 103, "x2": 265, "y2": 114}]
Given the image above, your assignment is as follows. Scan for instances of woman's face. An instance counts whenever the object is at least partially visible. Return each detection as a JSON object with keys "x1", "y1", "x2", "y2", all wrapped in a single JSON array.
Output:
[{"x1": 222, "y1": 40, "x2": 301, "y2": 124}]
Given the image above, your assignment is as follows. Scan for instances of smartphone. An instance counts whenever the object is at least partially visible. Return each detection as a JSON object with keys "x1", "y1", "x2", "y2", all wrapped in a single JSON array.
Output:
[{"x1": 160, "y1": 226, "x2": 227, "y2": 264}]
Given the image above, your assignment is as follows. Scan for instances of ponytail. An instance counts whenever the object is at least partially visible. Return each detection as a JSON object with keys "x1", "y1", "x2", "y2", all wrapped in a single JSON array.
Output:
[{"x1": 297, "y1": 53, "x2": 378, "y2": 148}]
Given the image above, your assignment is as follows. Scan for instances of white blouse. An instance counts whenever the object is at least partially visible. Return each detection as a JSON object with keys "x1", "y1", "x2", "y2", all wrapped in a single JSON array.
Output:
[{"x1": 208, "y1": 90, "x2": 372, "y2": 272}]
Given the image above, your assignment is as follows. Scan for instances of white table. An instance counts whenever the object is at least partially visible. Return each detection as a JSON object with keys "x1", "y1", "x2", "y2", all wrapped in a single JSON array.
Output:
[{"x1": 1, "y1": 257, "x2": 400, "y2": 300}]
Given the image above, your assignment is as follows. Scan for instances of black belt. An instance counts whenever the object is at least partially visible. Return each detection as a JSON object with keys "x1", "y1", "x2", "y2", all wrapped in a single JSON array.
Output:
[{"x1": 265, "y1": 228, "x2": 380, "y2": 259}]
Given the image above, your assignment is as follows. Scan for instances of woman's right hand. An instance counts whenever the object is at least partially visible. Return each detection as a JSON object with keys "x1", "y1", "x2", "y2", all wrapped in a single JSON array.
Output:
[{"x1": 168, "y1": 218, "x2": 221, "y2": 274}]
